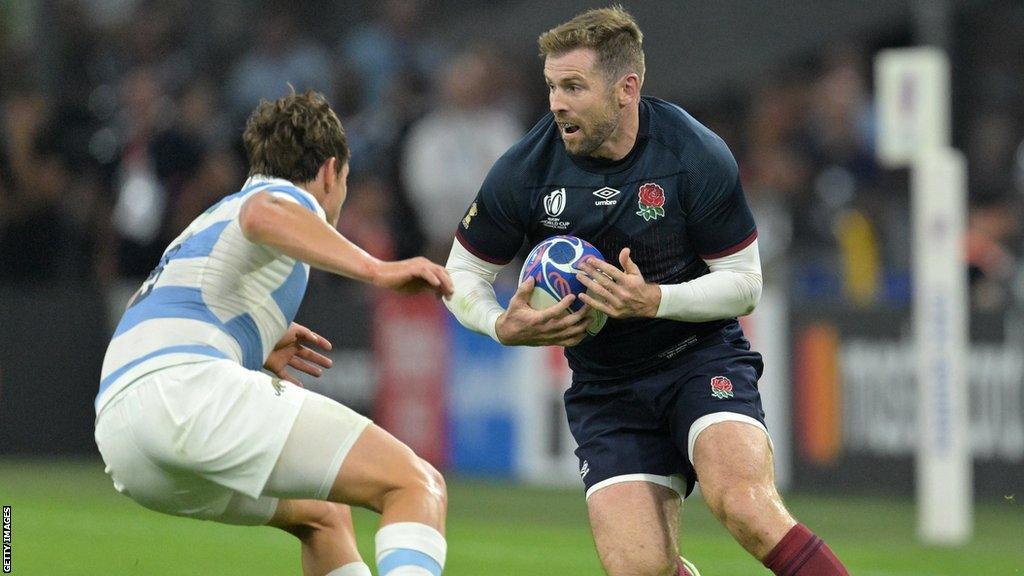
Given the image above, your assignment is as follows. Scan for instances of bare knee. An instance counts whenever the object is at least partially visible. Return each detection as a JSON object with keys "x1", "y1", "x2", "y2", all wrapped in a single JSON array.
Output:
[
  {"x1": 598, "y1": 534, "x2": 676, "y2": 576},
  {"x1": 702, "y1": 480, "x2": 794, "y2": 557},
  {"x1": 420, "y1": 459, "x2": 448, "y2": 507},
  {"x1": 694, "y1": 421, "x2": 793, "y2": 552},
  {"x1": 371, "y1": 456, "x2": 447, "y2": 513},
  {"x1": 279, "y1": 501, "x2": 352, "y2": 541},
  {"x1": 627, "y1": 561, "x2": 676, "y2": 576},
  {"x1": 706, "y1": 483, "x2": 763, "y2": 530},
  {"x1": 603, "y1": 553, "x2": 676, "y2": 576}
]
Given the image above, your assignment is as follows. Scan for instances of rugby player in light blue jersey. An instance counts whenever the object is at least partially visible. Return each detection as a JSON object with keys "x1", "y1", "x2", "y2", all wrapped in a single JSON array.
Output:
[{"x1": 96, "y1": 90, "x2": 451, "y2": 576}]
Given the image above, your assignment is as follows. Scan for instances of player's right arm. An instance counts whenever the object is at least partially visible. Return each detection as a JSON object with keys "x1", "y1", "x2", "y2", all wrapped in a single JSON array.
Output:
[
  {"x1": 239, "y1": 191, "x2": 452, "y2": 297},
  {"x1": 444, "y1": 155, "x2": 589, "y2": 347},
  {"x1": 445, "y1": 240, "x2": 590, "y2": 346}
]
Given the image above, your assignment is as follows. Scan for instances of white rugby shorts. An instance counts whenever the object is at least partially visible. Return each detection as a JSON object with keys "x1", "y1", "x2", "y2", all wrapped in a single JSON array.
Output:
[{"x1": 94, "y1": 359, "x2": 371, "y2": 525}]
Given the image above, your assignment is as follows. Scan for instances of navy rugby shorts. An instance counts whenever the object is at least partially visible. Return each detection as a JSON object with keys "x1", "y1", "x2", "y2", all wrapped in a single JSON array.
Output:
[{"x1": 564, "y1": 328, "x2": 767, "y2": 499}]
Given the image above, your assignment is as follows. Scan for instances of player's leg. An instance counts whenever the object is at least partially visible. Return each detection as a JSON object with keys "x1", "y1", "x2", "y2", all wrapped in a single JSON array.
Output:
[
  {"x1": 564, "y1": 378, "x2": 698, "y2": 576},
  {"x1": 326, "y1": 424, "x2": 448, "y2": 576},
  {"x1": 258, "y1": 384, "x2": 446, "y2": 575},
  {"x1": 266, "y1": 500, "x2": 370, "y2": 576},
  {"x1": 668, "y1": 333, "x2": 848, "y2": 575},
  {"x1": 693, "y1": 419, "x2": 848, "y2": 575},
  {"x1": 691, "y1": 419, "x2": 793, "y2": 557},
  {"x1": 95, "y1": 370, "x2": 372, "y2": 575},
  {"x1": 586, "y1": 479, "x2": 684, "y2": 576},
  {"x1": 251, "y1": 390, "x2": 373, "y2": 575}
]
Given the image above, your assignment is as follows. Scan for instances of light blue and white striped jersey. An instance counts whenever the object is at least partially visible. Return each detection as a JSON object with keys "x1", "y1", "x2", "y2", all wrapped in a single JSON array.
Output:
[{"x1": 97, "y1": 175, "x2": 326, "y2": 413}]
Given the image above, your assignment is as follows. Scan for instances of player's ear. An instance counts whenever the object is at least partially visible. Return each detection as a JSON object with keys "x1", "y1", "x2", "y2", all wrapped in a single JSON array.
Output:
[
  {"x1": 321, "y1": 157, "x2": 338, "y2": 191},
  {"x1": 618, "y1": 73, "x2": 640, "y2": 106}
]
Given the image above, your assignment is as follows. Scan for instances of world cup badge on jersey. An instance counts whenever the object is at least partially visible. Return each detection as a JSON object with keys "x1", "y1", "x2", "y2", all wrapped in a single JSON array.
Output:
[
  {"x1": 636, "y1": 182, "x2": 666, "y2": 221},
  {"x1": 710, "y1": 375, "x2": 734, "y2": 399},
  {"x1": 540, "y1": 188, "x2": 571, "y2": 229}
]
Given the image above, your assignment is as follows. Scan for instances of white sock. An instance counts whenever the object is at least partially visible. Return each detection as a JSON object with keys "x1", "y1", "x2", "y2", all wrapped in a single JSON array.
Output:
[
  {"x1": 325, "y1": 562, "x2": 372, "y2": 576},
  {"x1": 375, "y1": 522, "x2": 446, "y2": 576}
]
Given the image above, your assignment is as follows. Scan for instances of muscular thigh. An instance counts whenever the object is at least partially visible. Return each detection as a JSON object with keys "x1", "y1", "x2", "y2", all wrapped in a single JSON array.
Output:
[
  {"x1": 691, "y1": 420, "x2": 779, "y2": 507},
  {"x1": 587, "y1": 481, "x2": 680, "y2": 576},
  {"x1": 327, "y1": 423, "x2": 443, "y2": 511}
]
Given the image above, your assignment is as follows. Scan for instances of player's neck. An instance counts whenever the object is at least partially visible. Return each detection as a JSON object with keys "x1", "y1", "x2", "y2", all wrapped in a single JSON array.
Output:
[
  {"x1": 297, "y1": 177, "x2": 340, "y2": 223},
  {"x1": 296, "y1": 180, "x2": 326, "y2": 204},
  {"x1": 591, "y1": 105, "x2": 640, "y2": 162}
]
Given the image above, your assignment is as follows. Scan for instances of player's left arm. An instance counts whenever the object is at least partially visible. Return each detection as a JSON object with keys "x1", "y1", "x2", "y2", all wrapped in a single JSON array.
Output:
[
  {"x1": 576, "y1": 241, "x2": 761, "y2": 321},
  {"x1": 577, "y1": 135, "x2": 761, "y2": 321}
]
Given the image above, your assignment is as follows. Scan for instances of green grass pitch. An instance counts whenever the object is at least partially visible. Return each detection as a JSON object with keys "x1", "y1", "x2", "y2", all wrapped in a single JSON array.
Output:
[{"x1": 1, "y1": 459, "x2": 1021, "y2": 575}]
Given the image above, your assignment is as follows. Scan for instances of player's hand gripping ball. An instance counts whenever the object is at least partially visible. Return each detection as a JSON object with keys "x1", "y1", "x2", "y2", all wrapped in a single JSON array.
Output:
[{"x1": 519, "y1": 235, "x2": 608, "y2": 336}]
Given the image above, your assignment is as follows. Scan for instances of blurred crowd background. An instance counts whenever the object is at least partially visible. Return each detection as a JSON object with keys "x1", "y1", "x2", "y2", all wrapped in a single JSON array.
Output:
[{"x1": 2, "y1": 0, "x2": 1022, "y2": 314}]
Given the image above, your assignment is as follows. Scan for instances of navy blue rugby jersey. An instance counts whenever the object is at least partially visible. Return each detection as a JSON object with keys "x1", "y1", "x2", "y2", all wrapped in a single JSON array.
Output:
[{"x1": 456, "y1": 96, "x2": 757, "y2": 381}]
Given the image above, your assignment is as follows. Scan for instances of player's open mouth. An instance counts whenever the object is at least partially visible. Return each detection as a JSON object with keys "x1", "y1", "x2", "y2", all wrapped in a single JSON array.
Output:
[{"x1": 561, "y1": 122, "x2": 581, "y2": 135}]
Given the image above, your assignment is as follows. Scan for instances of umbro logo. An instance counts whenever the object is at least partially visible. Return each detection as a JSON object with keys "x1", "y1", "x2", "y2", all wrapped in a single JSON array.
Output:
[
  {"x1": 580, "y1": 460, "x2": 590, "y2": 479},
  {"x1": 593, "y1": 187, "x2": 620, "y2": 206}
]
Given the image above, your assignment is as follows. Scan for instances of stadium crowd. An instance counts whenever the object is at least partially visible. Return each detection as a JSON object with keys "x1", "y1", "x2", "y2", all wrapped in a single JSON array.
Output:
[{"x1": 1, "y1": 0, "x2": 1021, "y2": 315}]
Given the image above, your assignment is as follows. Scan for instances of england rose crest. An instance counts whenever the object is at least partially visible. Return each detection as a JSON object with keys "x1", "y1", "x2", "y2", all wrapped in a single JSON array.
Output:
[
  {"x1": 636, "y1": 182, "x2": 666, "y2": 221},
  {"x1": 710, "y1": 376, "x2": 734, "y2": 399}
]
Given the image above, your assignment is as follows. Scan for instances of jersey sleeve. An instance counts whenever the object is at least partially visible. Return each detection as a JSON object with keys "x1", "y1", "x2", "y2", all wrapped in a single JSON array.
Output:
[
  {"x1": 682, "y1": 137, "x2": 757, "y2": 259},
  {"x1": 454, "y1": 154, "x2": 527, "y2": 265}
]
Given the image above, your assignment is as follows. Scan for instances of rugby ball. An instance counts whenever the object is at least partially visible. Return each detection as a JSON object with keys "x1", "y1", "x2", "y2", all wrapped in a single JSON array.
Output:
[{"x1": 519, "y1": 235, "x2": 608, "y2": 336}]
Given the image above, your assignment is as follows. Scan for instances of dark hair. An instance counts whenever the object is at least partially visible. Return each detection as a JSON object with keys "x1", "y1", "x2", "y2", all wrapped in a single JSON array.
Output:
[
  {"x1": 538, "y1": 5, "x2": 645, "y2": 84},
  {"x1": 242, "y1": 89, "x2": 349, "y2": 183}
]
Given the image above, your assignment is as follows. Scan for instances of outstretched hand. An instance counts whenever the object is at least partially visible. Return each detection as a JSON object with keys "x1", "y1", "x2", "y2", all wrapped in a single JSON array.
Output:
[
  {"x1": 373, "y1": 257, "x2": 454, "y2": 298},
  {"x1": 263, "y1": 322, "x2": 333, "y2": 386},
  {"x1": 494, "y1": 276, "x2": 591, "y2": 347},
  {"x1": 576, "y1": 247, "x2": 661, "y2": 319}
]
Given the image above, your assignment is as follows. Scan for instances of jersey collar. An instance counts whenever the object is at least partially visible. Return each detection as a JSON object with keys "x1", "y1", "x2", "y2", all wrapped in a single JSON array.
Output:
[
  {"x1": 243, "y1": 174, "x2": 326, "y2": 220},
  {"x1": 244, "y1": 174, "x2": 297, "y2": 188}
]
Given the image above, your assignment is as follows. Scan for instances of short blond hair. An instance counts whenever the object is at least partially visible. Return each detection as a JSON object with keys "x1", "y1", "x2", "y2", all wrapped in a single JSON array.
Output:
[{"x1": 538, "y1": 5, "x2": 645, "y2": 84}]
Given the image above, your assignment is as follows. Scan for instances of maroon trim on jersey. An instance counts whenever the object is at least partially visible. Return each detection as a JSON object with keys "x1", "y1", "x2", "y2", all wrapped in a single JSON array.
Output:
[
  {"x1": 699, "y1": 229, "x2": 758, "y2": 260},
  {"x1": 455, "y1": 228, "x2": 513, "y2": 265}
]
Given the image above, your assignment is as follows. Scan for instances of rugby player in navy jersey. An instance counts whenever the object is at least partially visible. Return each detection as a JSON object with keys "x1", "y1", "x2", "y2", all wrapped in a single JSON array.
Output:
[{"x1": 444, "y1": 6, "x2": 849, "y2": 576}]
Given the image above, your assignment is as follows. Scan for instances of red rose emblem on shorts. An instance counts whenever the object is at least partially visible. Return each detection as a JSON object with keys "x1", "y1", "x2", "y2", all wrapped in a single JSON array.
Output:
[{"x1": 636, "y1": 183, "x2": 666, "y2": 221}]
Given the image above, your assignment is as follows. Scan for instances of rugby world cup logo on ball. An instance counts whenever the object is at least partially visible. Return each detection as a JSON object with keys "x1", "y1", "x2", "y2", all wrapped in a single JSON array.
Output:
[{"x1": 519, "y1": 235, "x2": 608, "y2": 337}]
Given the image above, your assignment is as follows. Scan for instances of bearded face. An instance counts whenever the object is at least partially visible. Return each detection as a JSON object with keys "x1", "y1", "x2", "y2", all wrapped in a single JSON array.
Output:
[
  {"x1": 545, "y1": 49, "x2": 627, "y2": 159},
  {"x1": 557, "y1": 88, "x2": 622, "y2": 157}
]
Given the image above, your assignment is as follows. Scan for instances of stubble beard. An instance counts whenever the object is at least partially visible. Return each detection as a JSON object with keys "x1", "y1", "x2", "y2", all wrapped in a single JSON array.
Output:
[{"x1": 564, "y1": 97, "x2": 621, "y2": 158}]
